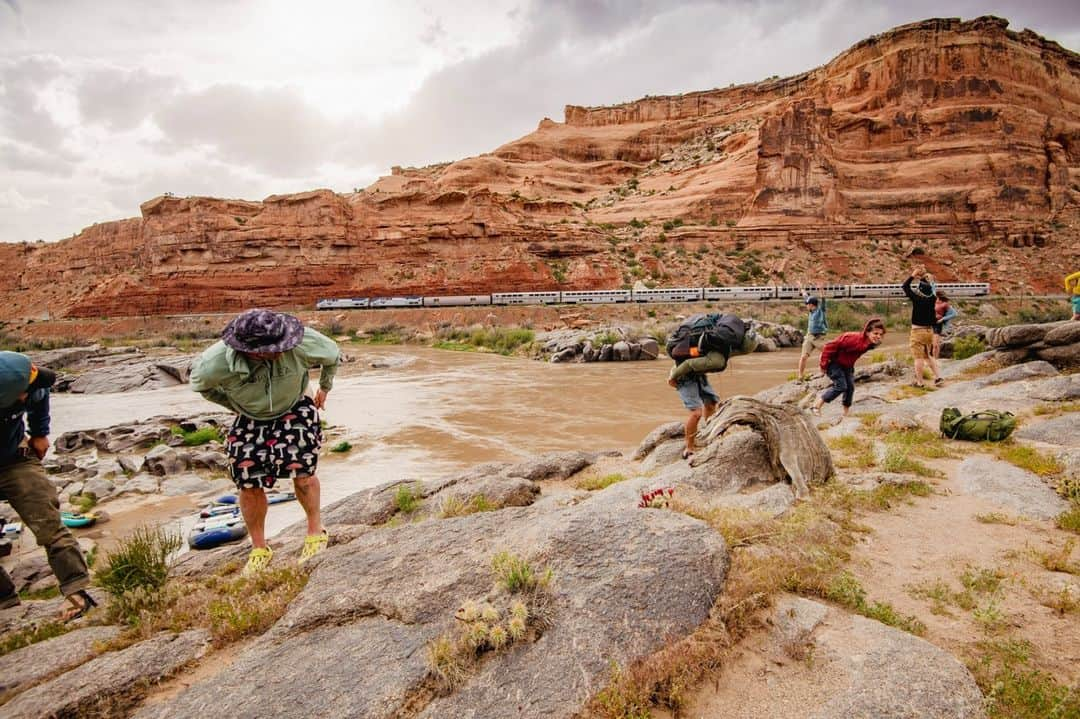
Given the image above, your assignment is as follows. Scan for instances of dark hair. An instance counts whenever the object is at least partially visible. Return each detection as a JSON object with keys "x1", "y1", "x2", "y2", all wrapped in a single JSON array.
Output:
[
  {"x1": 936, "y1": 291, "x2": 949, "y2": 302},
  {"x1": 866, "y1": 319, "x2": 885, "y2": 333}
]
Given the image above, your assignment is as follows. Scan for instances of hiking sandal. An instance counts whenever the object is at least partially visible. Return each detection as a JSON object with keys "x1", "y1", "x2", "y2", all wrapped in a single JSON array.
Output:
[
  {"x1": 243, "y1": 546, "x2": 274, "y2": 576},
  {"x1": 62, "y1": 590, "x2": 97, "y2": 623},
  {"x1": 298, "y1": 530, "x2": 329, "y2": 565}
]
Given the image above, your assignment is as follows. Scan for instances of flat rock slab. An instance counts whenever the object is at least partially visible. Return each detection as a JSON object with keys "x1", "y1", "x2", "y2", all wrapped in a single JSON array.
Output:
[
  {"x1": 810, "y1": 614, "x2": 984, "y2": 718},
  {"x1": 3, "y1": 629, "x2": 210, "y2": 719},
  {"x1": 957, "y1": 456, "x2": 1069, "y2": 520},
  {"x1": 690, "y1": 601, "x2": 984, "y2": 718},
  {"x1": 1015, "y1": 414, "x2": 1080, "y2": 448},
  {"x1": 0, "y1": 625, "x2": 122, "y2": 698},
  {"x1": 137, "y1": 495, "x2": 728, "y2": 719}
]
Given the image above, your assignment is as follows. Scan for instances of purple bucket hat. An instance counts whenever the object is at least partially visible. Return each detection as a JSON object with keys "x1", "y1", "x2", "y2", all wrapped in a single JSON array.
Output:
[{"x1": 221, "y1": 309, "x2": 305, "y2": 354}]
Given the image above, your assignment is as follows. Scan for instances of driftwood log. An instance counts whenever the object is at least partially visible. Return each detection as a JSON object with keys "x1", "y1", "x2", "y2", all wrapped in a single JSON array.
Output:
[{"x1": 696, "y1": 396, "x2": 834, "y2": 498}]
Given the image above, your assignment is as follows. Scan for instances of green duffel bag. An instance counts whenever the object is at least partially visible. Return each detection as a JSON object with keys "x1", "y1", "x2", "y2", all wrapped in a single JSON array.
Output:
[{"x1": 939, "y1": 408, "x2": 1017, "y2": 442}]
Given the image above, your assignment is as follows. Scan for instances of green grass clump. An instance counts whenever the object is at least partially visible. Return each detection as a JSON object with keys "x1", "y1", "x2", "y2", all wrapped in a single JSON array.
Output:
[
  {"x1": 71, "y1": 493, "x2": 98, "y2": 513},
  {"x1": 434, "y1": 327, "x2": 535, "y2": 355},
  {"x1": 329, "y1": 441, "x2": 352, "y2": 453},
  {"x1": 969, "y1": 639, "x2": 1080, "y2": 718},
  {"x1": 976, "y1": 512, "x2": 1021, "y2": 526},
  {"x1": 952, "y1": 334, "x2": 987, "y2": 360},
  {"x1": 827, "y1": 435, "x2": 877, "y2": 470},
  {"x1": 575, "y1": 473, "x2": 628, "y2": 491},
  {"x1": 1057, "y1": 503, "x2": 1080, "y2": 534},
  {"x1": 994, "y1": 443, "x2": 1063, "y2": 477},
  {"x1": 492, "y1": 552, "x2": 552, "y2": 594},
  {"x1": 439, "y1": 494, "x2": 500, "y2": 518},
  {"x1": 1057, "y1": 475, "x2": 1080, "y2": 503},
  {"x1": 824, "y1": 571, "x2": 925, "y2": 635},
  {"x1": 1032, "y1": 401, "x2": 1080, "y2": 417},
  {"x1": 206, "y1": 567, "x2": 308, "y2": 643},
  {"x1": 394, "y1": 484, "x2": 422, "y2": 515},
  {"x1": 170, "y1": 425, "x2": 225, "y2": 446},
  {"x1": 96, "y1": 525, "x2": 182, "y2": 598},
  {"x1": 882, "y1": 428, "x2": 955, "y2": 459},
  {"x1": 0, "y1": 620, "x2": 70, "y2": 657},
  {"x1": 880, "y1": 447, "x2": 941, "y2": 478}
]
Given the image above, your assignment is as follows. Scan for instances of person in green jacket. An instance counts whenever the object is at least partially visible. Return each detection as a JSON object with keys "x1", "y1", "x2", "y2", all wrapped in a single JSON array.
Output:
[{"x1": 190, "y1": 309, "x2": 340, "y2": 575}]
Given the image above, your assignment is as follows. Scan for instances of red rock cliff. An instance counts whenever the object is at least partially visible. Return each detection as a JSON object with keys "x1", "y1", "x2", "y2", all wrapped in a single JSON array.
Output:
[{"x1": 3, "y1": 16, "x2": 1079, "y2": 320}]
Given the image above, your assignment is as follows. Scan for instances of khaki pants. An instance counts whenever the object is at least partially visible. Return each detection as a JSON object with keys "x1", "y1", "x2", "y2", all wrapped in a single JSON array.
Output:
[{"x1": 0, "y1": 456, "x2": 90, "y2": 597}]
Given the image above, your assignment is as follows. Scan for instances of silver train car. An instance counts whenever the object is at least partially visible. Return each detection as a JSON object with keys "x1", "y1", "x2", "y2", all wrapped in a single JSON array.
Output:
[
  {"x1": 560, "y1": 290, "x2": 631, "y2": 304},
  {"x1": 422, "y1": 295, "x2": 491, "y2": 307},
  {"x1": 491, "y1": 292, "x2": 560, "y2": 305},
  {"x1": 632, "y1": 287, "x2": 703, "y2": 302},
  {"x1": 703, "y1": 286, "x2": 774, "y2": 301},
  {"x1": 315, "y1": 282, "x2": 989, "y2": 309}
]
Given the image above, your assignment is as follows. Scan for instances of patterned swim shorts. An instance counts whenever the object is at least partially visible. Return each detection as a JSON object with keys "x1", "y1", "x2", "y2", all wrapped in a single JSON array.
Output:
[{"x1": 226, "y1": 396, "x2": 323, "y2": 490}]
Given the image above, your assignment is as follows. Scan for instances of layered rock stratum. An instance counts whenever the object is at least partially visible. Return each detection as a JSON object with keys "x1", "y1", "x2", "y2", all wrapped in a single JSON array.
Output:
[{"x1": 2, "y1": 15, "x2": 1078, "y2": 321}]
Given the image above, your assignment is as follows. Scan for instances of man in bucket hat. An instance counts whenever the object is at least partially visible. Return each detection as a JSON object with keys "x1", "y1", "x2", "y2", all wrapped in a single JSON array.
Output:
[
  {"x1": 0, "y1": 351, "x2": 95, "y2": 620},
  {"x1": 190, "y1": 309, "x2": 341, "y2": 574}
]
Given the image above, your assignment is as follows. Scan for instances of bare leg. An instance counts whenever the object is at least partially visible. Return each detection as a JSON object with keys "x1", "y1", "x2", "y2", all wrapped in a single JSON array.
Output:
[
  {"x1": 293, "y1": 474, "x2": 323, "y2": 536},
  {"x1": 685, "y1": 408, "x2": 704, "y2": 453},
  {"x1": 239, "y1": 487, "x2": 268, "y2": 548},
  {"x1": 932, "y1": 335, "x2": 942, "y2": 359},
  {"x1": 797, "y1": 353, "x2": 808, "y2": 379},
  {"x1": 913, "y1": 357, "x2": 926, "y2": 385},
  {"x1": 926, "y1": 354, "x2": 942, "y2": 381}
]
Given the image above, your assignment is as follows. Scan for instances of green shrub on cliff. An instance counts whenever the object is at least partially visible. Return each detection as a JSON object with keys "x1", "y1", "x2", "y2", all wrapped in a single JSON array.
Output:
[{"x1": 952, "y1": 334, "x2": 987, "y2": 360}]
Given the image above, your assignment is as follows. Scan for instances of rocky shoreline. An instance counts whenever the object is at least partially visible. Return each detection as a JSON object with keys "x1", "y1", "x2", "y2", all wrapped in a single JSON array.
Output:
[{"x1": 0, "y1": 320, "x2": 1078, "y2": 718}]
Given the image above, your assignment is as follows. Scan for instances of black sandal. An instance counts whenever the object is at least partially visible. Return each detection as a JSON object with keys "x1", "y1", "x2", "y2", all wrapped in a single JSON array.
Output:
[{"x1": 62, "y1": 590, "x2": 97, "y2": 623}]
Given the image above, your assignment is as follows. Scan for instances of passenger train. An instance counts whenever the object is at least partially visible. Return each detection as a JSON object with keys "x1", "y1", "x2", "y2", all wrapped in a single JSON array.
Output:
[{"x1": 315, "y1": 282, "x2": 989, "y2": 310}]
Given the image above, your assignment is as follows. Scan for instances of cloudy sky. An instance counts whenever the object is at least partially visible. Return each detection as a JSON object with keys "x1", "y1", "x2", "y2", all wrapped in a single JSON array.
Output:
[{"x1": 1, "y1": 0, "x2": 1078, "y2": 243}]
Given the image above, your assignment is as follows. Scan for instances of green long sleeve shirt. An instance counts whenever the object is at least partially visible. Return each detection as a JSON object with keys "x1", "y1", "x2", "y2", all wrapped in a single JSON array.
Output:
[{"x1": 189, "y1": 327, "x2": 340, "y2": 420}]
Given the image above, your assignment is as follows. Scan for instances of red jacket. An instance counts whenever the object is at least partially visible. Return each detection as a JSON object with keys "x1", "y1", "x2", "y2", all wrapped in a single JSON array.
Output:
[{"x1": 819, "y1": 318, "x2": 881, "y2": 371}]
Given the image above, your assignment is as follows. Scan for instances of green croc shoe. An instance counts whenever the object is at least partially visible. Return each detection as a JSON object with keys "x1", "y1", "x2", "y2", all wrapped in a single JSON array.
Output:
[
  {"x1": 243, "y1": 547, "x2": 274, "y2": 576},
  {"x1": 299, "y1": 530, "x2": 329, "y2": 565}
]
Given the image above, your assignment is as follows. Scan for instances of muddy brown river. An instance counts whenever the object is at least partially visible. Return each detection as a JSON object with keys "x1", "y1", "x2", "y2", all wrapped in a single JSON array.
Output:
[{"x1": 48, "y1": 337, "x2": 906, "y2": 537}]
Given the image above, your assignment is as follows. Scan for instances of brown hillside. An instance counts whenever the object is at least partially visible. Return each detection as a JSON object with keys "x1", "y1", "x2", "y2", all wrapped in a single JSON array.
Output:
[{"x1": 3, "y1": 15, "x2": 1079, "y2": 320}]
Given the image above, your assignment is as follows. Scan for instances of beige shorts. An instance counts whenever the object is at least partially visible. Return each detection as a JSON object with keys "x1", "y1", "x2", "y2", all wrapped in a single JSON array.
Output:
[
  {"x1": 909, "y1": 327, "x2": 934, "y2": 360},
  {"x1": 801, "y1": 333, "x2": 825, "y2": 356}
]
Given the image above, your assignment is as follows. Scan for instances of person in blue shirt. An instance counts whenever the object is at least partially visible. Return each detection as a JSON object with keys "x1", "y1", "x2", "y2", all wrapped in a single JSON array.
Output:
[
  {"x1": 0, "y1": 351, "x2": 94, "y2": 620},
  {"x1": 797, "y1": 287, "x2": 828, "y2": 382}
]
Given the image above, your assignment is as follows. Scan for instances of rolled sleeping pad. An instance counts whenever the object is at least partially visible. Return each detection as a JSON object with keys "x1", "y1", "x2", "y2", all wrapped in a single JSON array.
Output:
[
  {"x1": 61, "y1": 512, "x2": 97, "y2": 528},
  {"x1": 188, "y1": 522, "x2": 248, "y2": 550}
]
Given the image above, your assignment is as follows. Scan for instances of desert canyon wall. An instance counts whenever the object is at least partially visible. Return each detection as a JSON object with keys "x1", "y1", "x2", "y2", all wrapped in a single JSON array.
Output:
[{"x1": 2, "y1": 16, "x2": 1079, "y2": 320}]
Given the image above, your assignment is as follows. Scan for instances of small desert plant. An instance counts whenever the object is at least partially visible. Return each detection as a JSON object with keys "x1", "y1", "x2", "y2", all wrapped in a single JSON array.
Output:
[
  {"x1": 952, "y1": 334, "x2": 987, "y2": 360},
  {"x1": 329, "y1": 440, "x2": 352, "y2": 453},
  {"x1": 171, "y1": 425, "x2": 224, "y2": 446},
  {"x1": 394, "y1": 484, "x2": 422, "y2": 514},
  {"x1": 0, "y1": 620, "x2": 70, "y2": 657},
  {"x1": 1057, "y1": 503, "x2": 1080, "y2": 534},
  {"x1": 976, "y1": 512, "x2": 1021, "y2": 526},
  {"x1": 994, "y1": 443, "x2": 1063, "y2": 477},
  {"x1": 96, "y1": 525, "x2": 182, "y2": 598},
  {"x1": 575, "y1": 473, "x2": 628, "y2": 491},
  {"x1": 492, "y1": 552, "x2": 552, "y2": 594},
  {"x1": 880, "y1": 447, "x2": 940, "y2": 478}
]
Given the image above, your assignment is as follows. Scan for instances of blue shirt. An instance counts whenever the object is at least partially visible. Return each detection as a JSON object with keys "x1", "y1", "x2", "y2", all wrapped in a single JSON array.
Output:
[
  {"x1": 1, "y1": 387, "x2": 49, "y2": 465},
  {"x1": 805, "y1": 296, "x2": 828, "y2": 335}
]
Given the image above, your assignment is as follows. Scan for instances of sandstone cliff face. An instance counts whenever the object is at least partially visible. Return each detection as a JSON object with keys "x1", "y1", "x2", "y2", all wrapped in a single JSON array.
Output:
[{"x1": 3, "y1": 16, "x2": 1079, "y2": 320}]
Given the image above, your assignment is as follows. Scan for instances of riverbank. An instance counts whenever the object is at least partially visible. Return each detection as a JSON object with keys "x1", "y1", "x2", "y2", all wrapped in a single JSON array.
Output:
[{"x1": 2, "y1": 296, "x2": 1070, "y2": 353}]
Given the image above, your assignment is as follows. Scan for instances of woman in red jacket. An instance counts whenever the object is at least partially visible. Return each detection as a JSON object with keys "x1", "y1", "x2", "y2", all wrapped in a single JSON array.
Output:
[{"x1": 810, "y1": 318, "x2": 886, "y2": 417}]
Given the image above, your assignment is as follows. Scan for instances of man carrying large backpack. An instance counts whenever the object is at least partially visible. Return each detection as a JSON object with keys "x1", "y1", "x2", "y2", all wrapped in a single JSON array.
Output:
[{"x1": 665, "y1": 314, "x2": 757, "y2": 460}]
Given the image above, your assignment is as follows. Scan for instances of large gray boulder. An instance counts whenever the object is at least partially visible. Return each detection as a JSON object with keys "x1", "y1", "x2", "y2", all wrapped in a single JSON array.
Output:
[
  {"x1": 957, "y1": 456, "x2": 1069, "y2": 520},
  {"x1": 0, "y1": 625, "x2": 121, "y2": 697},
  {"x1": 1015, "y1": 414, "x2": 1080, "y2": 448},
  {"x1": 694, "y1": 600, "x2": 985, "y2": 718},
  {"x1": 633, "y1": 421, "x2": 684, "y2": 460},
  {"x1": 160, "y1": 473, "x2": 214, "y2": 496},
  {"x1": 134, "y1": 497, "x2": 728, "y2": 719},
  {"x1": 504, "y1": 451, "x2": 595, "y2": 482},
  {"x1": 2, "y1": 629, "x2": 210, "y2": 718}
]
